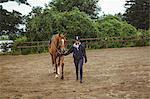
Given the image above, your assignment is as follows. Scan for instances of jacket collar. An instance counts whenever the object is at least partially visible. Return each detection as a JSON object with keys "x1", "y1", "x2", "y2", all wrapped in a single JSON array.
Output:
[{"x1": 73, "y1": 42, "x2": 81, "y2": 50}]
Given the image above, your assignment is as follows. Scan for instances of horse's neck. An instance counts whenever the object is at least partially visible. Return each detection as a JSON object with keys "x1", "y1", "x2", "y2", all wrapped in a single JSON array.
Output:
[{"x1": 50, "y1": 35, "x2": 59, "y2": 51}]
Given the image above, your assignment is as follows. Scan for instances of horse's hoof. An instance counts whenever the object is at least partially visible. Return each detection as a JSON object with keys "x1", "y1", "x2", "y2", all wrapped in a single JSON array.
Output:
[
  {"x1": 58, "y1": 72, "x2": 60, "y2": 75},
  {"x1": 61, "y1": 76, "x2": 64, "y2": 80},
  {"x1": 55, "y1": 74, "x2": 59, "y2": 78},
  {"x1": 53, "y1": 71, "x2": 56, "y2": 74}
]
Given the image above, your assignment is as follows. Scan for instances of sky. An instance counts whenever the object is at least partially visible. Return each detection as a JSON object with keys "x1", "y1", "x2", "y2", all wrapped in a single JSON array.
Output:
[{"x1": 1, "y1": 0, "x2": 126, "y2": 15}]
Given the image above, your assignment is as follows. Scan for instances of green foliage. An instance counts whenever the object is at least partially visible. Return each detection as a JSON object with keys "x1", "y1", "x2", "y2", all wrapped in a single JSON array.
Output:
[
  {"x1": 85, "y1": 15, "x2": 149, "y2": 49},
  {"x1": 56, "y1": 8, "x2": 98, "y2": 38},
  {"x1": 0, "y1": 6, "x2": 23, "y2": 34},
  {"x1": 134, "y1": 29, "x2": 150, "y2": 46},
  {"x1": 26, "y1": 7, "x2": 98, "y2": 41},
  {"x1": 25, "y1": 10, "x2": 149, "y2": 51},
  {"x1": 15, "y1": 36, "x2": 27, "y2": 42},
  {"x1": 96, "y1": 15, "x2": 137, "y2": 37},
  {"x1": 49, "y1": 0, "x2": 100, "y2": 18},
  {"x1": 26, "y1": 7, "x2": 52, "y2": 41},
  {"x1": 123, "y1": 0, "x2": 149, "y2": 30}
]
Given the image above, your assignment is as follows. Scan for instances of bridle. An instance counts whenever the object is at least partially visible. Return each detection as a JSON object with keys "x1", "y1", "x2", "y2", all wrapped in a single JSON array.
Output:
[{"x1": 56, "y1": 37, "x2": 66, "y2": 55}]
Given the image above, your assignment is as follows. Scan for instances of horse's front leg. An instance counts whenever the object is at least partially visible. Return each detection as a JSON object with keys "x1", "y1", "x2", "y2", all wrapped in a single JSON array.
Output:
[
  {"x1": 53, "y1": 56, "x2": 58, "y2": 78},
  {"x1": 55, "y1": 56, "x2": 62, "y2": 78},
  {"x1": 57, "y1": 56, "x2": 61, "y2": 75},
  {"x1": 55, "y1": 63, "x2": 59, "y2": 78},
  {"x1": 61, "y1": 63, "x2": 64, "y2": 80},
  {"x1": 60, "y1": 56, "x2": 64, "y2": 79},
  {"x1": 50, "y1": 54, "x2": 55, "y2": 74}
]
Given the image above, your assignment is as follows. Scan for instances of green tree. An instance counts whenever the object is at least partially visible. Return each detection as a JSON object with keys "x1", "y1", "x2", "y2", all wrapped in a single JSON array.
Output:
[
  {"x1": 0, "y1": 6, "x2": 23, "y2": 35},
  {"x1": 49, "y1": 0, "x2": 100, "y2": 18},
  {"x1": 26, "y1": 7, "x2": 52, "y2": 41},
  {"x1": 55, "y1": 8, "x2": 98, "y2": 38},
  {"x1": 26, "y1": 7, "x2": 99, "y2": 41},
  {"x1": 123, "y1": 0, "x2": 149, "y2": 30}
]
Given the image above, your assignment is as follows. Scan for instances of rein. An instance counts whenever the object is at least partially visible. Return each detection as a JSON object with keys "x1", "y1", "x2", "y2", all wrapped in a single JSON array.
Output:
[{"x1": 55, "y1": 38, "x2": 62, "y2": 56}]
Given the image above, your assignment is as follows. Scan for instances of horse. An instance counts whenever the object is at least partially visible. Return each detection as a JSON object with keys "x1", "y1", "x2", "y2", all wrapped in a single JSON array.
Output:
[{"x1": 48, "y1": 33, "x2": 67, "y2": 79}]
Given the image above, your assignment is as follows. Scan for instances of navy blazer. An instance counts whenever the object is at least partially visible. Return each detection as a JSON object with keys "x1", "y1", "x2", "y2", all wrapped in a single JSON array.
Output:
[{"x1": 65, "y1": 43, "x2": 87, "y2": 60}]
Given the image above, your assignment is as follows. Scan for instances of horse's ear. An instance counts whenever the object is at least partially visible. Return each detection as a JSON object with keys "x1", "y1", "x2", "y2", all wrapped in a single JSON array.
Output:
[
  {"x1": 58, "y1": 33, "x2": 61, "y2": 37},
  {"x1": 64, "y1": 32, "x2": 67, "y2": 36}
]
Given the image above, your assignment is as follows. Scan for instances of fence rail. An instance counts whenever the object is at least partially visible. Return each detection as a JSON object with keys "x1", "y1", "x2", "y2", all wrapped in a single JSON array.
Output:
[
  {"x1": 15, "y1": 36, "x2": 149, "y2": 46},
  {"x1": 11, "y1": 36, "x2": 149, "y2": 54}
]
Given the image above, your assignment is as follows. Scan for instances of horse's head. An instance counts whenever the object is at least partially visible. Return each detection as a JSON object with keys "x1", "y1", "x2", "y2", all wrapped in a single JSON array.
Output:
[{"x1": 57, "y1": 33, "x2": 67, "y2": 54}]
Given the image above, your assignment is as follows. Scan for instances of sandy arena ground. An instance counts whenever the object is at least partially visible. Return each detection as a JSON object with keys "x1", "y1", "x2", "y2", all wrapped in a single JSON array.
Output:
[{"x1": 0, "y1": 47, "x2": 150, "y2": 99}]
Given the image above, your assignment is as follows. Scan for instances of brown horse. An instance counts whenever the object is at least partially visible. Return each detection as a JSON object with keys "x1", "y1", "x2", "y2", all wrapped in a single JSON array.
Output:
[{"x1": 48, "y1": 33, "x2": 67, "y2": 79}]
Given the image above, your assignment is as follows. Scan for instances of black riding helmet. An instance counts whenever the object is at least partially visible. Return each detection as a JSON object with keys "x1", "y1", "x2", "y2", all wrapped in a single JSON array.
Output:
[{"x1": 74, "y1": 36, "x2": 80, "y2": 41}]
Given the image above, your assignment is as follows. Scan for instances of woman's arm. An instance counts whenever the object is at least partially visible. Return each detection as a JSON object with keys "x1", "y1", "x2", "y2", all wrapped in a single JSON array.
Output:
[
  {"x1": 64, "y1": 46, "x2": 73, "y2": 56},
  {"x1": 82, "y1": 45, "x2": 87, "y2": 63}
]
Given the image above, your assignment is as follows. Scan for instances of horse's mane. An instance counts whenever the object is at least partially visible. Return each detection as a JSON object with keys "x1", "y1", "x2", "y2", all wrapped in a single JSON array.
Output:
[
  {"x1": 49, "y1": 34, "x2": 64, "y2": 51},
  {"x1": 51, "y1": 34, "x2": 58, "y2": 45}
]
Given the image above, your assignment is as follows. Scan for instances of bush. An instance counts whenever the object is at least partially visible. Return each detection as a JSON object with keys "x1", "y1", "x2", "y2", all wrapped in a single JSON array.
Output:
[
  {"x1": 15, "y1": 36, "x2": 28, "y2": 42},
  {"x1": 96, "y1": 15, "x2": 137, "y2": 37}
]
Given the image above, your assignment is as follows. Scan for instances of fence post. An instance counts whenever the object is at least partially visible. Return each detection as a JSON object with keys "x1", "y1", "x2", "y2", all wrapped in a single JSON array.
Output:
[
  {"x1": 43, "y1": 42, "x2": 46, "y2": 52},
  {"x1": 30, "y1": 42, "x2": 32, "y2": 54},
  {"x1": 85, "y1": 40, "x2": 88, "y2": 49},
  {"x1": 19, "y1": 48, "x2": 22, "y2": 54},
  {"x1": 37, "y1": 42, "x2": 39, "y2": 53}
]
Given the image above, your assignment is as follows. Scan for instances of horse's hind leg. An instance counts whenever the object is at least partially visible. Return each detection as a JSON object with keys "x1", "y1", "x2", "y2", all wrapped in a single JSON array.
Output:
[
  {"x1": 49, "y1": 54, "x2": 55, "y2": 74},
  {"x1": 57, "y1": 57, "x2": 61, "y2": 75},
  {"x1": 54, "y1": 57, "x2": 59, "y2": 78},
  {"x1": 52, "y1": 62, "x2": 55, "y2": 74}
]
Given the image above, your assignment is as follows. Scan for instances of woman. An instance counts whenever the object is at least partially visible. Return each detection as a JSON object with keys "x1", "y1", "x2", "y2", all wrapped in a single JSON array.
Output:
[{"x1": 62, "y1": 36, "x2": 87, "y2": 83}]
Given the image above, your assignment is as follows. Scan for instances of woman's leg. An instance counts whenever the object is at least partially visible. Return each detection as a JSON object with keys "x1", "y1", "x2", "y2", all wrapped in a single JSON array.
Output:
[
  {"x1": 79, "y1": 59, "x2": 84, "y2": 83},
  {"x1": 74, "y1": 59, "x2": 79, "y2": 80}
]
